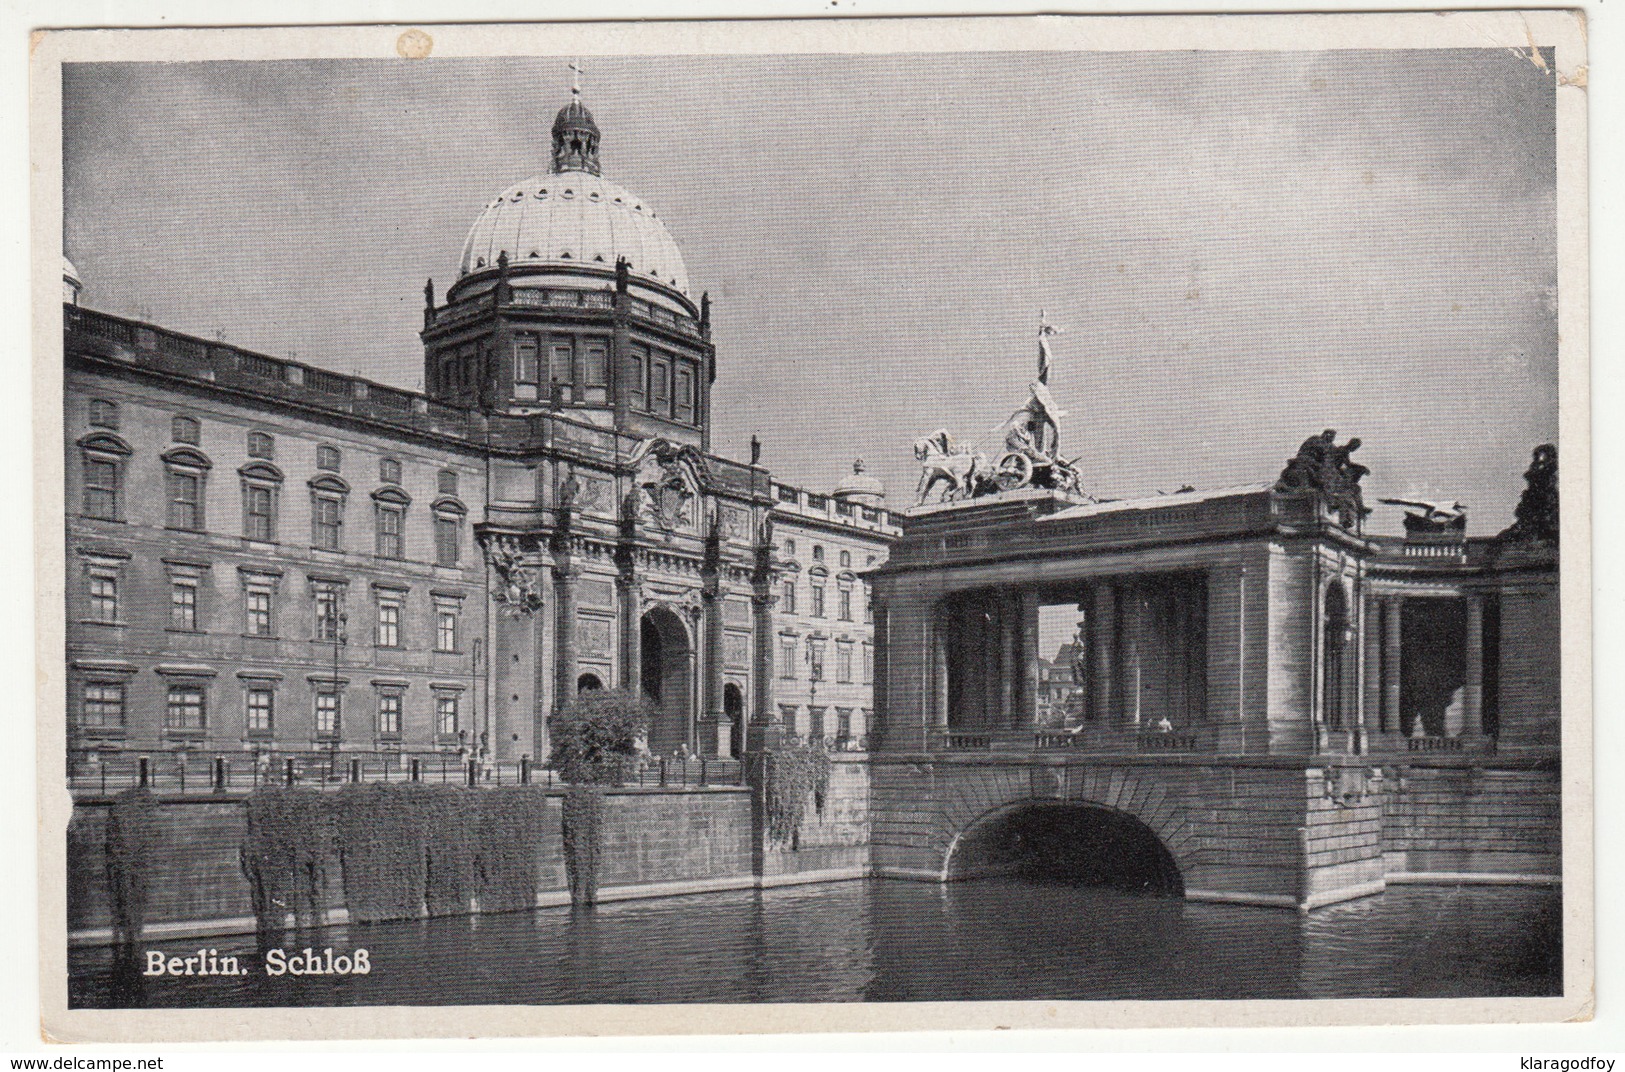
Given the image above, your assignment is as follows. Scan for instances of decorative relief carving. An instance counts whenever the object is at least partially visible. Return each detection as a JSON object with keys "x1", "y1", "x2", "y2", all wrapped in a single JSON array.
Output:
[
  {"x1": 724, "y1": 632, "x2": 750, "y2": 668},
  {"x1": 629, "y1": 438, "x2": 700, "y2": 535},
  {"x1": 577, "y1": 615, "x2": 614, "y2": 659},
  {"x1": 485, "y1": 535, "x2": 544, "y2": 615},
  {"x1": 723, "y1": 598, "x2": 751, "y2": 627}
]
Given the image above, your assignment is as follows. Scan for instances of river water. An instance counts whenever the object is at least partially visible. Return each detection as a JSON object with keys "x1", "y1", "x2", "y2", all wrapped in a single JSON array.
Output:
[{"x1": 70, "y1": 879, "x2": 1561, "y2": 1007}]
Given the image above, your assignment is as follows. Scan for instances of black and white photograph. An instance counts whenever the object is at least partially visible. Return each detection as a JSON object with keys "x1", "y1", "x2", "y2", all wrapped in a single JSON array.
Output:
[{"x1": 32, "y1": 12, "x2": 1589, "y2": 1041}]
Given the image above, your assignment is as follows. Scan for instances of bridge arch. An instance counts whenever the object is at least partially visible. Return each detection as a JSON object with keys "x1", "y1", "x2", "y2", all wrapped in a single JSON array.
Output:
[{"x1": 943, "y1": 797, "x2": 1186, "y2": 897}]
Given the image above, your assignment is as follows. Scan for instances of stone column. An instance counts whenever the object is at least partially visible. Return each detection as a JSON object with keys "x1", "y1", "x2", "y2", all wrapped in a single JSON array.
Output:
[
  {"x1": 1021, "y1": 589, "x2": 1041, "y2": 728},
  {"x1": 617, "y1": 568, "x2": 642, "y2": 693},
  {"x1": 554, "y1": 562, "x2": 578, "y2": 715},
  {"x1": 1091, "y1": 583, "x2": 1117, "y2": 724},
  {"x1": 1121, "y1": 583, "x2": 1143, "y2": 728},
  {"x1": 1383, "y1": 597, "x2": 1404, "y2": 738},
  {"x1": 702, "y1": 581, "x2": 726, "y2": 756},
  {"x1": 1462, "y1": 593, "x2": 1484, "y2": 738},
  {"x1": 1000, "y1": 591, "x2": 1018, "y2": 729},
  {"x1": 749, "y1": 589, "x2": 779, "y2": 749},
  {"x1": 1359, "y1": 594, "x2": 1380, "y2": 752},
  {"x1": 932, "y1": 604, "x2": 951, "y2": 730}
]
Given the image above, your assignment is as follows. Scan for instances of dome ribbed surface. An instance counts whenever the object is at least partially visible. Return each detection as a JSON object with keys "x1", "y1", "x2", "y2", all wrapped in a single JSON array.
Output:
[{"x1": 458, "y1": 171, "x2": 689, "y2": 296}]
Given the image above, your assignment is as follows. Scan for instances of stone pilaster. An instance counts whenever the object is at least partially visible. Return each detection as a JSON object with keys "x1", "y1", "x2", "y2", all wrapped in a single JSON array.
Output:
[
  {"x1": 1462, "y1": 593, "x2": 1484, "y2": 738},
  {"x1": 1091, "y1": 583, "x2": 1117, "y2": 725}
]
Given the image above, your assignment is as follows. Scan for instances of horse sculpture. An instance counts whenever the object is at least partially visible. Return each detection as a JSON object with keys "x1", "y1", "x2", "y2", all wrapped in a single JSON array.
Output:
[{"x1": 914, "y1": 429, "x2": 988, "y2": 504}]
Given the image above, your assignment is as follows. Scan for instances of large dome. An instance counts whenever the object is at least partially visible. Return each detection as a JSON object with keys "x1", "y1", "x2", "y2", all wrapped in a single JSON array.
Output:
[{"x1": 458, "y1": 173, "x2": 690, "y2": 297}]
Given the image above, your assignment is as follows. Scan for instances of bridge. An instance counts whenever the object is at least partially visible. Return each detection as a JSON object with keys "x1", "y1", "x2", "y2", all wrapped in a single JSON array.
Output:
[{"x1": 865, "y1": 478, "x2": 1562, "y2": 910}]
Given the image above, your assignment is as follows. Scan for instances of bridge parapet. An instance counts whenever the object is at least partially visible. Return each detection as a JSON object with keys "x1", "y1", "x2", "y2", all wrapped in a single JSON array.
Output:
[{"x1": 929, "y1": 726, "x2": 1210, "y2": 756}]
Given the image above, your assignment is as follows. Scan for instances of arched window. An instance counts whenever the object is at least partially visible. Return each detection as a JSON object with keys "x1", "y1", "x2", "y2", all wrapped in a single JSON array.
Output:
[
  {"x1": 316, "y1": 444, "x2": 342, "y2": 473},
  {"x1": 839, "y1": 550, "x2": 851, "y2": 569},
  {"x1": 162, "y1": 447, "x2": 212, "y2": 531},
  {"x1": 170, "y1": 414, "x2": 200, "y2": 445},
  {"x1": 78, "y1": 432, "x2": 130, "y2": 521},
  {"x1": 309, "y1": 474, "x2": 349, "y2": 551},
  {"x1": 577, "y1": 672, "x2": 603, "y2": 692},
  {"x1": 809, "y1": 566, "x2": 828, "y2": 618},
  {"x1": 372, "y1": 485, "x2": 410, "y2": 560},
  {"x1": 239, "y1": 461, "x2": 283, "y2": 543},
  {"x1": 812, "y1": 545, "x2": 824, "y2": 563},
  {"x1": 433, "y1": 497, "x2": 466, "y2": 567},
  {"x1": 783, "y1": 538, "x2": 796, "y2": 558}
]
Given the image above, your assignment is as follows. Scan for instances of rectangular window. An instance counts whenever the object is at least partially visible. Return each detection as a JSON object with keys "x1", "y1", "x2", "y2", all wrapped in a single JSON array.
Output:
[
  {"x1": 549, "y1": 340, "x2": 573, "y2": 390},
  {"x1": 244, "y1": 484, "x2": 275, "y2": 541},
  {"x1": 628, "y1": 346, "x2": 648, "y2": 410},
  {"x1": 811, "y1": 585, "x2": 826, "y2": 619},
  {"x1": 781, "y1": 581, "x2": 796, "y2": 616},
  {"x1": 245, "y1": 587, "x2": 273, "y2": 636},
  {"x1": 81, "y1": 682, "x2": 125, "y2": 728},
  {"x1": 808, "y1": 706, "x2": 826, "y2": 740},
  {"x1": 317, "y1": 445, "x2": 341, "y2": 472},
  {"x1": 377, "y1": 693, "x2": 402, "y2": 736},
  {"x1": 580, "y1": 340, "x2": 608, "y2": 386},
  {"x1": 379, "y1": 457, "x2": 402, "y2": 485},
  {"x1": 436, "y1": 608, "x2": 458, "y2": 652},
  {"x1": 838, "y1": 587, "x2": 853, "y2": 621},
  {"x1": 513, "y1": 333, "x2": 540, "y2": 384},
  {"x1": 862, "y1": 643, "x2": 874, "y2": 685},
  {"x1": 247, "y1": 431, "x2": 274, "y2": 459},
  {"x1": 165, "y1": 685, "x2": 206, "y2": 731},
  {"x1": 864, "y1": 585, "x2": 873, "y2": 624},
  {"x1": 171, "y1": 415, "x2": 200, "y2": 444},
  {"x1": 245, "y1": 688, "x2": 274, "y2": 735},
  {"x1": 779, "y1": 638, "x2": 798, "y2": 679},
  {"x1": 167, "y1": 470, "x2": 203, "y2": 531},
  {"x1": 435, "y1": 516, "x2": 459, "y2": 567},
  {"x1": 650, "y1": 354, "x2": 671, "y2": 415},
  {"x1": 674, "y1": 362, "x2": 695, "y2": 423},
  {"x1": 313, "y1": 495, "x2": 343, "y2": 550},
  {"x1": 376, "y1": 505, "x2": 404, "y2": 559},
  {"x1": 83, "y1": 457, "x2": 119, "y2": 520},
  {"x1": 314, "y1": 692, "x2": 341, "y2": 739},
  {"x1": 436, "y1": 694, "x2": 459, "y2": 736},
  {"x1": 314, "y1": 585, "x2": 342, "y2": 642},
  {"x1": 437, "y1": 469, "x2": 458, "y2": 496},
  {"x1": 88, "y1": 575, "x2": 118, "y2": 622},
  {"x1": 836, "y1": 641, "x2": 853, "y2": 683},
  {"x1": 779, "y1": 704, "x2": 800, "y2": 735},
  {"x1": 376, "y1": 599, "x2": 401, "y2": 648},
  {"x1": 170, "y1": 580, "x2": 197, "y2": 630},
  {"x1": 808, "y1": 639, "x2": 826, "y2": 682},
  {"x1": 836, "y1": 708, "x2": 853, "y2": 741}
]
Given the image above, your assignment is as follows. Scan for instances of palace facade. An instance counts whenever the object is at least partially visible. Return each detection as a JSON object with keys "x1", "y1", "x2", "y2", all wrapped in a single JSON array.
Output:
[{"x1": 62, "y1": 88, "x2": 896, "y2": 773}]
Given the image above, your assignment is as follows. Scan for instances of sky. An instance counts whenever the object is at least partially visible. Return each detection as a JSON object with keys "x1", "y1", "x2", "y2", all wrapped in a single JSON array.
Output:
[{"x1": 61, "y1": 50, "x2": 1559, "y2": 532}]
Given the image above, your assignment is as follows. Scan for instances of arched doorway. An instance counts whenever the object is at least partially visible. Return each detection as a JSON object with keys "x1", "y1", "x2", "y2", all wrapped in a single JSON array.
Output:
[
  {"x1": 723, "y1": 682, "x2": 745, "y2": 758},
  {"x1": 641, "y1": 606, "x2": 693, "y2": 754},
  {"x1": 945, "y1": 800, "x2": 1184, "y2": 896},
  {"x1": 576, "y1": 672, "x2": 603, "y2": 692}
]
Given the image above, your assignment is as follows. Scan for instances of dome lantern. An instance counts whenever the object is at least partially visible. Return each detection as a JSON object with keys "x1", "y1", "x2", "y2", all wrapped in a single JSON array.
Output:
[{"x1": 551, "y1": 62, "x2": 601, "y2": 176}]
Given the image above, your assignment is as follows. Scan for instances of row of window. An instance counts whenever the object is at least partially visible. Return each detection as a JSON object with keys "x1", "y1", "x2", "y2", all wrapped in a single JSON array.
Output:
[
  {"x1": 780, "y1": 577, "x2": 870, "y2": 621},
  {"x1": 775, "y1": 704, "x2": 867, "y2": 741},
  {"x1": 83, "y1": 568, "x2": 466, "y2": 652},
  {"x1": 780, "y1": 541, "x2": 876, "y2": 570},
  {"x1": 78, "y1": 679, "x2": 465, "y2": 740},
  {"x1": 433, "y1": 334, "x2": 703, "y2": 425},
  {"x1": 776, "y1": 636, "x2": 873, "y2": 683},
  {"x1": 81, "y1": 441, "x2": 466, "y2": 566},
  {"x1": 87, "y1": 401, "x2": 461, "y2": 494}
]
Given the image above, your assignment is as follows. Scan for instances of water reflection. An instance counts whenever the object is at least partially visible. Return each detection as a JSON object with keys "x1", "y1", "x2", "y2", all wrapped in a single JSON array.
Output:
[{"x1": 70, "y1": 879, "x2": 1559, "y2": 1008}]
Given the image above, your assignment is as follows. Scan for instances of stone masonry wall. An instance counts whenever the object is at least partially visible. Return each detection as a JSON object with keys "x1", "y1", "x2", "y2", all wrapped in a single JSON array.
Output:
[
  {"x1": 760, "y1": 755, "x2": 870, "y2": 880},
  {"x1": 1380, "y1": 765, "x2": 1560, "y2": 877}
]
